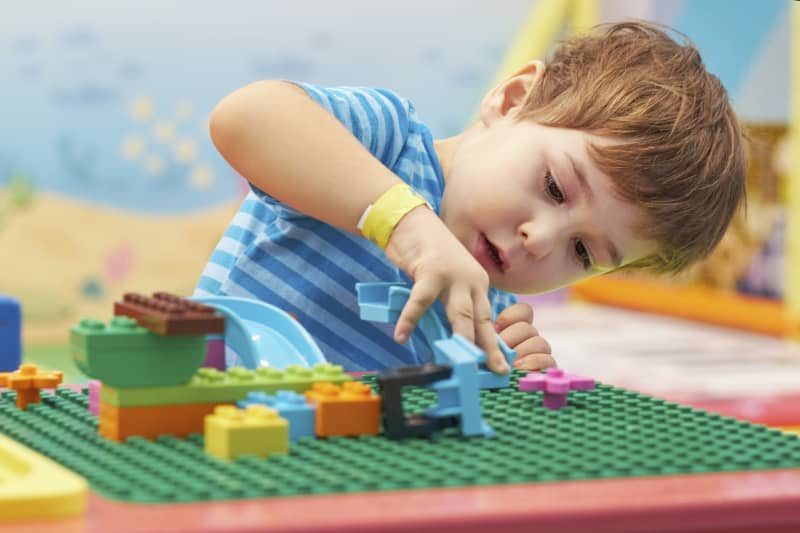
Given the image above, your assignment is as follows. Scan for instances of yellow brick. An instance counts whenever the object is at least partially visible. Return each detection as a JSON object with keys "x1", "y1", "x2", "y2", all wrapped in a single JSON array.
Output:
[{"x1": 204, "y1": 405, "x2": 289, "y2": 461}]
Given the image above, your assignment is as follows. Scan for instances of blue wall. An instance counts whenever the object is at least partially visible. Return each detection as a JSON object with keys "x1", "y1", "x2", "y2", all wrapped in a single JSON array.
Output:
[
  {"x1": 0, "y1": 0, "x2": 532, "y2": 213},
  {"x1": 0, "y1": 0, "x2": 789, "y2": 213}
]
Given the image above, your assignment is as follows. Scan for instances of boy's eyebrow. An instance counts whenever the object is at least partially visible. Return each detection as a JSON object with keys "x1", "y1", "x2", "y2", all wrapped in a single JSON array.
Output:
[
  {"x1": 568, "y1": 153, "x2": 593, "y2": 201},
  {"x1": 568, "y1": 154, "x2": 622, "y2": 267},
  {"x1": 600, "y1": 236, "x2": 622, "y2": 268}
]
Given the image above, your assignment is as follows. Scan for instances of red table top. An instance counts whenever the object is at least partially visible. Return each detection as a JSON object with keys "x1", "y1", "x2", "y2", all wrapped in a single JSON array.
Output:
[{"x1": 12, "y1": 468, "x2": 800, "y2": 533}]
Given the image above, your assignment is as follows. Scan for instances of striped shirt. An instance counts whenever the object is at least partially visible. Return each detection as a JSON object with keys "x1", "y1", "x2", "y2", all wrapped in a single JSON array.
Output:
[{"x1": 195, "y1": 83, "x2": 517, "y2": 371}]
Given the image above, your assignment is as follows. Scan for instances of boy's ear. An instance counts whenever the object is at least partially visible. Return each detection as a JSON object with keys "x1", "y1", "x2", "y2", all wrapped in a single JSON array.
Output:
[{"x1": 480, "y1": 60, "x2": 545, "y2": 125}]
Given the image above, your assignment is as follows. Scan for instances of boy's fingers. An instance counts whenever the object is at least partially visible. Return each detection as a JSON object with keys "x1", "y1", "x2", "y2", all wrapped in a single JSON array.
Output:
[
  {"x1": 444, "y1": 292, "x2": 477, "y2": 345},
  {"x1": 498, "y1": 321, "x2": 540, "y2": 349},
  {"x1": 494, "y1": 303, "x2": 534, "y2": 332},
  {"x1": 395, "y1": 278, "x2": 439, "y2": 343},
  {"x1": 474, "y1": 300, "x2": 509, "y2": 374},
  {"x1": 512, "y1": 352, "x2": 557, "y2": 371},
  {"x1": 511, "y1": 336, "x2": 552, "y2": 359}
]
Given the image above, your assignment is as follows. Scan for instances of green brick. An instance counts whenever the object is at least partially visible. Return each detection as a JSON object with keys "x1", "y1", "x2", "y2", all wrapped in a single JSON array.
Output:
[
  {"x1": 70, "y1": 317, "x2": 207, "y2": 388},
  {"x1": 100, "y1": 363, "x2": 352, "y2": 407},
  {"x1": 1, "y1": 372, "x2": 799, "y2": 505}
]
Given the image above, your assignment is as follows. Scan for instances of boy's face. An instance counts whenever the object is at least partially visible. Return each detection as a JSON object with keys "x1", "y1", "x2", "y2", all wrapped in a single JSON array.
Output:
[{"x1": 437, "y1": 117, "x2": 658, "y2": 294}]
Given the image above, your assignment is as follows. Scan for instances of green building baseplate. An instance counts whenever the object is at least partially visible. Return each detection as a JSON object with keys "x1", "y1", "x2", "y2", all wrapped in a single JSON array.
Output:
[{"x1": 1, "y1": 372, "x2": 800, "y2": 504}]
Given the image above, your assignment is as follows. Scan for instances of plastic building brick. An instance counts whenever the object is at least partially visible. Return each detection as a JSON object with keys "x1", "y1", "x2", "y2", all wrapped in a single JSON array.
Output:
[
  {"x1": 0, "y1": 363, "x2": 63, "y2": 409},
  {"x1": 357, "y1": 282, "x2": 448, "y2": 346},
  {"x1": 3, "y1": 377, "x2": 800, "y2": 504},
  {"x1": 305, "y1": 381, "x2": 381, "y2": 437},
  {"x1": 476, "y1": 336, "x2": 517, "y2": 389},
  {"x1": 0, "y1": 295, "x2": 21, "y2": 372},
  {"x1": 70, "y1": 316, "x2": 207, "y2": 388},
  {"x1": 114, "y1": 291, "x2": 225, "y2": 336},
  {"x1": 101, "y1": 363, "x2": 351, "y2": 407},
  {"x1": 356, "y1": 282, "x2": 517, "y2": 389},
  {"x1": 204, "y1": 336, "x2": 226, "y2": 370},
  {"x1": 239, "y1": 390, "x2": 315, "y2": 441},
  {"x1": 427, "y1": 335, "x2": 493, "y2": 437},
  {"x1": 518, "y1": 368, "x2": 596, "y2": 410},
  {"x1": 99, "y1": 400, "x2": 230, "y2": 442},
  {"x1": 88, "y1": 379, "x2": 100, "y2": 416},
  {"x1": 376, "y1": 364, "x2": 458, "y2": 439},
  {"x1": 0, "y1": 433, "x2": 87, "y2": 520},
  {"x1": 204, "y1": 404, "x2": 289, "y2": 461}
]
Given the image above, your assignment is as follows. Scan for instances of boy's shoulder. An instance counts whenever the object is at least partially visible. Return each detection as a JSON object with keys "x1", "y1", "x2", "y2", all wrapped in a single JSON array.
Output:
[{"x1": 295, "y1": 82, "x2": 417, "y2": 122}]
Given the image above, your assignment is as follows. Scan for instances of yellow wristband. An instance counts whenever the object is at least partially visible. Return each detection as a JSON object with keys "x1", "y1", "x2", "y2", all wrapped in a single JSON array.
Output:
[{"x1": 358, "y1": 183, "x2": 431, "y2": 249}]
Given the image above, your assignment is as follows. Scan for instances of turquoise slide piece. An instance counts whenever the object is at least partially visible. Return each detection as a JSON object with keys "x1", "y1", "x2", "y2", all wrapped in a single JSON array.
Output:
[{"x1": 191, "y1": 296, "x2": 327, "y2": 370}]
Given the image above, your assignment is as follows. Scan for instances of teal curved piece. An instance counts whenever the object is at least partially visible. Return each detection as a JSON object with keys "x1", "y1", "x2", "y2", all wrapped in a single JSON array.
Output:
[
  {"x1": 356, "y1": 282, "x2": 449, "y2": 349},
  {"x1": 191, "y1": 296, "x2": 327, "y2": 370}
]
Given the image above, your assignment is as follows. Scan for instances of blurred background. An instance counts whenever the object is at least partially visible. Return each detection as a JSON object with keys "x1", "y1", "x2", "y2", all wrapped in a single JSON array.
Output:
[{"x1": 1, "y1": 0, "x2": 798, "y2": 426}]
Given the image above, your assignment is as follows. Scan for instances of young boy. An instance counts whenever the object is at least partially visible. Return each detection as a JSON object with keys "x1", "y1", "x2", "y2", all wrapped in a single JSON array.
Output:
[{"x1": 195, "y1": 21, "x2": 746, "y2": 375}]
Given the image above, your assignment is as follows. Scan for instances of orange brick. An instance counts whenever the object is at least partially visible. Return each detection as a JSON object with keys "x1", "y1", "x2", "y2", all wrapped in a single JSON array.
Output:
[
  {"x1": 99, "y1": 401, "x2": 232, "y2": 442},
  {"x1": 304, "y1": 381, "x2": 381, "y2": 437}
]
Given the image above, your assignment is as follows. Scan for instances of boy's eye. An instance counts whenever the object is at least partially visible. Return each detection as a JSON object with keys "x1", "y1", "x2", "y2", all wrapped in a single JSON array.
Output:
[
  {"x1": 574, "y1": 239, "x2": 593, "y2": 271},
  {"x1": 544, "y1": 171, "x2": 565, "y2": 203}
]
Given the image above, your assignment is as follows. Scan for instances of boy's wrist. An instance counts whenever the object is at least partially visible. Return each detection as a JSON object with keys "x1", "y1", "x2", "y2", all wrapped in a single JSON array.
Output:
[
  {"x1": 358, "y1": 183, "x2": 432, "y2": 249},
  {"x1": 383, "y1": 205, "x2": 442, "y2": 267}
]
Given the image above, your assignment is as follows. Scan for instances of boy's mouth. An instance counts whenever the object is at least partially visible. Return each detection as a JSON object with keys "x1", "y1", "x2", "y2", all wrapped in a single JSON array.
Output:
[{"x1": 481, "y1": 233, "x2": 506, "y2": 274}]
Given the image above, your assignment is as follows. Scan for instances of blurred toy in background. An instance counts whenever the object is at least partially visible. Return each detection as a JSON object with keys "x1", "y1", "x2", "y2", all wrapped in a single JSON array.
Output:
[
  {"x1": 686, "y1": 199, "x2": 779, "y2": 295},
  {"x1": 735, "y1": 206, "x2": 785, "y2": 299},
  {"x1": 686, "y1": 125, "x2": 788, "y2": 298},
  {"x1": 0, "y1": 295, "x2": 21, "y2": 372}
]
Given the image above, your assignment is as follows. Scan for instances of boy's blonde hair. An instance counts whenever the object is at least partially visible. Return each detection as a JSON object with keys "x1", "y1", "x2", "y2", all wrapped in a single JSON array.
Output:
[{"x1": 518, "y1": 21, "x2": 747, "y2": 274}]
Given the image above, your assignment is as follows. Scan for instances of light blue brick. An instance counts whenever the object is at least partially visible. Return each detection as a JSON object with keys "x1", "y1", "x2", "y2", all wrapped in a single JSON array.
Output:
[{"x1": 239, "y1": 389, "x2": 315, "y2": 441}]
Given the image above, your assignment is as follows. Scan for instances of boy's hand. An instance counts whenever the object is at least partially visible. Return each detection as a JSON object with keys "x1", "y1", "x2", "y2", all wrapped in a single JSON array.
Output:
[
  {"x1": 494, "y1": 302, "x2": 556, "y2": 370},
  {"x1": 385, "y1": 206, "x2": 510, "y2": 374}
]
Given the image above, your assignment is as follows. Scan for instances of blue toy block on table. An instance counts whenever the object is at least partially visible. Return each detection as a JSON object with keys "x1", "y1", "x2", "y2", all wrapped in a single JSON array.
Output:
[
  {"x1": 0, "y1": 295, "x2": 21, "y2": 372},
  {"x1": 428, "y1": 334, "x2": 494, "y2": 438},
  {"x1": 238, "y1": 389, "x2": 316, "y2": 441},
  {"x1": 356, "y1": 282, "x2": 516, "y2": 389}
]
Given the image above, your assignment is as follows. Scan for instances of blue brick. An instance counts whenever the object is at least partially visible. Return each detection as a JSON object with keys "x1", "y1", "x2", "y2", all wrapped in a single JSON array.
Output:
[
  {"x1": 238, "y1": 389, "x2": 315, "y2": 441},
  {"x1": 428, "y1": 334, "x2": 494, "y2": 438},
  {"x1": 357, "y1": 282, "x2": 517, "y2": 390},
  {"x1": 0, "y1": 295, "x2": 21, "y2": 372}
]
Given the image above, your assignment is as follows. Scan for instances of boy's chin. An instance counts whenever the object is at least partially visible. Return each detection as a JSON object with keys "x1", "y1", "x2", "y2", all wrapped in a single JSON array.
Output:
[{"x1": 489, "y1": 277, "x2": 516, "y2": 293}]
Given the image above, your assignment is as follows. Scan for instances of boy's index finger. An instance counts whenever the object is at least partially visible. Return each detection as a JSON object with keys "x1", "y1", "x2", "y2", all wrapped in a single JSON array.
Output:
[
  {"x1": 475, "y1": 315, "x2": 509, "y2": 374},
  {"x1": 482, "y1": 335, "x2": 509, "y2": 374},
  {"x1": 395, "y1": 277, "x2": 440, "y2": 343}
]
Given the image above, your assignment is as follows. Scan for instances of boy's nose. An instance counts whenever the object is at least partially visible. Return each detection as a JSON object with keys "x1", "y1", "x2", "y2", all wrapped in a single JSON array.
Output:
[{"x1": 518, "y1": 221, "x2": 558, "y2": 260}]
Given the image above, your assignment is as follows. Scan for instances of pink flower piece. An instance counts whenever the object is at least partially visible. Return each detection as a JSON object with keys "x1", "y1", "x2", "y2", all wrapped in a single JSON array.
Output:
[{"x1": 518, "y1": 368, "x2": 596, "y2": 410}]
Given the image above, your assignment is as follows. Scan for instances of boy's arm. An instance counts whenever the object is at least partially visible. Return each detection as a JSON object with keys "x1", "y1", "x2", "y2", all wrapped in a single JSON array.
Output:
[
  {"x1": 209, "y1": 81, "x2": 508, "y2": 373},
  {"x1": 210, "y1": 81, "x2": 395, "y2": 232}
]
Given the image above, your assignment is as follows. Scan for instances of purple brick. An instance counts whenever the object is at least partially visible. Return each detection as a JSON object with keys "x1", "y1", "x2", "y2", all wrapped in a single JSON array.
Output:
[
  {"x1": 88, "y1": 380, "x2": 101, "y2": 416},
  {"x1": 203, "y1": 337, "x2": 226, "y2": 371}
]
